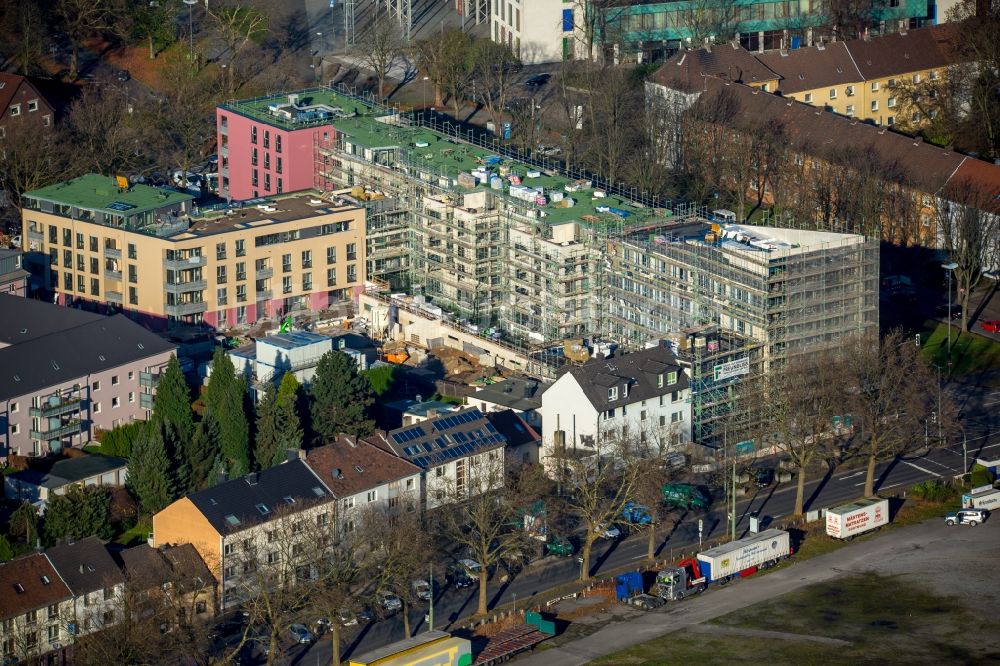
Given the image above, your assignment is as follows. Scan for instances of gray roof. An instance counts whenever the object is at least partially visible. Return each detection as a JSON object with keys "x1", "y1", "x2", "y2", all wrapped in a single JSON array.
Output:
[
  {"x1": 45, "y1": 536, "x2": 124, "y2": 596},
  {"x1": 0, "y1": 294, "x2": 103, "y2": 346},
  {"x1": 559, "y1": 344, "x2": 688, "y2": 413},
  {"x1": 10, "y1": 455, "x2": 127, "y2": 490},
  {"x1": 0, "y1": 309, "x2": 176, "y2": 401},
  {"x1": 187, "y1": 459, "x2": 331, "y2": 534},
  {"x1": 472, "y1": 377, "x2": 544, "y2": 411},
  {"x1": 371, "y1": 407, "x2": 507, "y2": 469},
  {"x1": 118, "y1": 543, "x2": 213, "y2": 593}
]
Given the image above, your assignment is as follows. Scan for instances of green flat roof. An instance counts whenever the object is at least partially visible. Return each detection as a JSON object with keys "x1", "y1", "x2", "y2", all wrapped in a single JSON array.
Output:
[
  {"x1": 25, "y1": 174, "x2": 193, "y2": 215},
  {"x1": 220, "y1": 88, "x2": 378, "y2": 131}
]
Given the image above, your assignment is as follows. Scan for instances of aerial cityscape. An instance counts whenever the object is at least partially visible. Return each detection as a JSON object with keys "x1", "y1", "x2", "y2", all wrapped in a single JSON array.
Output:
[{"x1": 1, "y1": 0, "x2": 999, "y2": 664}]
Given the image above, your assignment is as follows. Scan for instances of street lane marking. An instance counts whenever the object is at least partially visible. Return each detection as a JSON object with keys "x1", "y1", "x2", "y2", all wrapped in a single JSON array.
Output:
[
  {"x1": 837, "y1": 471, "x2": 866, "y2": 481},
  {"x1": 901, "y1": 460, "x2": 941, "y2": 477}
]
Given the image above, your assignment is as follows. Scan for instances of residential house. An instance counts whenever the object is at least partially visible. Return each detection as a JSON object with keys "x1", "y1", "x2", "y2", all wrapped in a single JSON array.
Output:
[
  {"x1": 21, "y1": 175, "x2": 366, "y2": 330},
  {"x1": 0, "y1": 249, "x2": 29, "y2": 296},
  {"x1": 485, "y1": 409, "x2": 542, "y2": 467},
  {"x1": 539, "y1": 343, "x2": 691, "y2": 476},
  {"x1": 382, "y1": 398, "x2": 461, "y2": 428},
  {"x1": 4, "y1": 454, "x2": 128, "y2": 503},
  {"x1": 0, "y1": 553, "x2": 73, "y2": 664},
  {"x1": 466, "y1": 376, "x2": 543, "y2": 428},
  {"x1": 305, "y1": 435, "x2": 421, "y2": 536},
  {"x1": 368, "y1": 408, "x2": 507, "y2": 510},
  {"x1": 0, "y1": 73, "x2": 56, "y2": 141},
  {"x1": 0, "y1": 294, "x2": 176, "y2": 460},
  {"x1": 152, "y1": 459, "x2": 334, "y2": 609},
  {"x1": 44, "y1": 537, "x2": 127, "y2": 645},
  {"x1": 117, "y1": 543, "x2": 217, "y2": 624},
  {"x1": 490, "y1": 0, "x2": 572, "y2": 63}
]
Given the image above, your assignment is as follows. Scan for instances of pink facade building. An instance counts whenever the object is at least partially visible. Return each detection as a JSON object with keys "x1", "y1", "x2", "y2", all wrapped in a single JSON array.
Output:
[{"x1": 217, "y1": 91, "x2": 348, "y2": 201}]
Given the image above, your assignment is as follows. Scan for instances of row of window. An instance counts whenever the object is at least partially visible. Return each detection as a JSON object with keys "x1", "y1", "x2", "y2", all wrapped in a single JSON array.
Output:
[
  {"x1": 7, "y1": 98, "x2": 41, "y2": 116},
  {"x1": 250, "y1": 148, "x2": 282, "y2": 174},
  {"x1": 249, "y1": 125, "x2": 282, "y2": 152}
]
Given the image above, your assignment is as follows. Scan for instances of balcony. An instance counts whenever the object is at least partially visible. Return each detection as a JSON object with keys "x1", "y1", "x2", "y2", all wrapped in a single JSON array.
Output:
[
  {"x1": 30, "y1": 419, "x2": 85, "y2": 440},
  {"x1": 164, "y1": 301, "x2": 208, "y2": 316},
  {"x1": 139, "y1": 393, "x2": 154, "y2": 409},
  {"x1": 28, "y1": 230, "x2": 43, "y2": 242},
  {"x1": 164, "y1": 279, "x2": 208, "y2": 293},
  {"x1": 255, "y1": 267, "x2": 273, "y2": 279},
  {"x1": 165, "y1": 255, "x2": 206, "y2": 270},
  {"x1": 105, "y1": 291, "x2": 123, "y2": 303},
  {"x1": 256, "y1": 290, "x2": 272, "y2": 300},
  {"x1": 30, "y1": 396, "x2": 84, "y2": 418},
  {"x1": 139, "y1": 371, "x2": 160, "y2": 388},
  {"x1": 104, "y1": 269, "x2": 123, "y2": 281},
  {"x1": 104, "y1": 246, "x2": 121, "y2": 259}
]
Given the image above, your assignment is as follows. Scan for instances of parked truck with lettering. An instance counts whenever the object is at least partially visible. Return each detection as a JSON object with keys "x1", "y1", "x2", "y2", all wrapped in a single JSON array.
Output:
[
  {"x1": 825, "y1": 497, "x2": 889, "y2": 540},
  {"x1": 962, "y1": 486, "x2": 1000, "y2": 511},
  {"x1": 696, "y1": 529, "x2": 791, "y2": 583}
]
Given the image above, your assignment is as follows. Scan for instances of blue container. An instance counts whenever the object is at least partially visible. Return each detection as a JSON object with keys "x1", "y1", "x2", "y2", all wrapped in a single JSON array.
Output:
[{"x1": 615, "y1": 571, "x2": 643, "y2": 601}]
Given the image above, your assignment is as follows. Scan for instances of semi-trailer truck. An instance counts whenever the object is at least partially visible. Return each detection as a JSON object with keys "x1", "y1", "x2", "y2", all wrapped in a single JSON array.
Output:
[
  {"x1": 825, "y1": 497, "x2": 890, "y2": 540},
  {"x1": 654, "y1": 557, "x2": 707, "y2": 601},
  {"x1": 696, "y1": 529, "x2": 791, "y2": 583}
]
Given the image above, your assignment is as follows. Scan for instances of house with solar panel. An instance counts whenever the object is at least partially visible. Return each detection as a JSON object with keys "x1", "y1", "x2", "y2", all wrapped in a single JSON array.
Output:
[{"x1": 366, "y1": 408, "x2": 507, "y2": 510}]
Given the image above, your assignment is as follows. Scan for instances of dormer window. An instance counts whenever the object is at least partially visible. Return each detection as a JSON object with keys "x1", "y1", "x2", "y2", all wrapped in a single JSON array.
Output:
[
  {"x1": 668, "y1": 371, "x2": 678, "y2": 385},
  {"x1": 608, "y1": 387, "x2": 618, "y2": 401},
  {"x1": 657, "y1": 374, "x2": 664, "y2": 388},
  {"x1": 256, "y1": 503, "x2": 270, "y2": 515},
  {"x1": 622, "y1": 383, "x2": 630, "y2": 398}
]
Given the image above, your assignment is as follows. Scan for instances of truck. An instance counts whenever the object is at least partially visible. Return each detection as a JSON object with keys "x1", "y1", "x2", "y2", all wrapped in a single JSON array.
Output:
[
  {"x1": 654, "y1": 557, "x2": 707, "y2": 601},
  {"x1": 662, "y1": 483, "x2": 710, "y2": 510},
  {"x1": 825, "y1": 497, "x2": 889, "y2": 540},
  {"x1": 697, "y1": 529, "x2": 791, "y2": 583},
  {"x1": 962, "y1": 486, "x2": 1000, "y2": 511}
]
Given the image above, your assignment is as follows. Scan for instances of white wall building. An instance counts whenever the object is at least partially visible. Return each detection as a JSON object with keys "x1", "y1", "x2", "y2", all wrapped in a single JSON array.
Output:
[
  {"x1": 492, "y1": 0, "x2": 572, "y2": 64},
  {"x1": 539, "y1": 343, "x2": 691, "y2": 476}
]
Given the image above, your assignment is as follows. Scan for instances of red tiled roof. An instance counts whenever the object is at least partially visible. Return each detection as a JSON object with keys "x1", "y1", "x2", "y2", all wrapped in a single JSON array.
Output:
[
  {"x1": 306, "y1": 435, "x2": 420, "y2": 498},
  {"x1": 0, "y1": 73, "x2": 26, "y2": 114},
  {"x1": 844, "y1": 25, "x2": 963, "y2": 81},
  {"x1": 756, "y1": 42, "x2": 863, "y2": 94},
  {"x1": 650, "y1": 43, "x2": 779, "y2": 93},
  {"x1": 0, "y1": 553, "x2": 72, "y2": 620}
]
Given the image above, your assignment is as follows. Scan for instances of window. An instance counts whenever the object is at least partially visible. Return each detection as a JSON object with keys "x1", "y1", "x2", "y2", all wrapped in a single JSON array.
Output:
[
  {"x1": 608, "y1": 386, "x2": 618, "y2": 401},
  {"x1": 251, "y1": 126, "x2": 257, "y2": 144},
  {"x1": 845, "y1": 85, "x2": 855, "y2": 97},
  {"x1": 367, "y1": 489, "x2": 378, "y2": 502},
  {"x1": 346, "y1": 243, "x2": 357, "y2": 260},
  {"x1": 276, "y1": 178, "x2": 283, "y2": 194},
  {"x1": 128, "y1": 392, "x2": 135, "y2": 404},
  {"x1": 264, "y1": 173, "x2": 270, "y2": 191},
  {"x1": 216, "y1": 265, "x2": 227, "y2": 284},
  {"x1": 671, "y1": 411, "x2": 682, "y2": 423},
  {"x1": 48, "y1": 624, "x2": 59, "y2": 641},
  {"x1": 216, "y1": 242, "x2": 226, "y2": 260},
  {"x1": 10, "y1": 103, "x2": 20, "y2": 116},
  {"x1": 929, "y1": 70, "x2": 938, "y2": 80},
  {"x1": 264, "y1": 153, "x2": 270, "y2": 169},
  {"x1": 112, "y1": 396, "x2": 120, "y2": 408},
  {"x1": 911, "y1": 111, "x2": 920, "y2": 122},
  {"x1": 25, "y1": 609, "x2": 37, "y2": 625},
  {"x1": 89, "y1": 236, "x2": 98, "y2": 252},
  {"x1": 913, "y1": 73, "x2": 921, "y2": 83},
  {"x1": 342, "y1": 497, "x2": 355, "y2": 510},
  {"x1": 282, "y1": 253, "x2": 292, "y2": 272},
  {"x1": 282, "y1": 276, "x2": 292, "y2": 294},
  {"x1": 110, "y1": 375, "x2": 119, "y2": 387},
  {"x1": 10, "y1": 402, "x2": 17, "y2": 414},
  {"x1": 128, "y1": 243, "x2": 137, "y2": 260},
  {"x1": 887, "y1": 97, "x2": 896, "y2": 108},
  {"x1": 327, "y1": 267, "x2": 337, "y2": 287},
  {"x1": 828, "y1": 88, "x2": 837, "y2": 99},
  {"x1": 888, "y1": 78, "x2": 897, "y2": 88},
  {"x1": 871, "y1": 81, "x2": 879, "y2": 92},
  {"x1": 303, "y1": 273, "x2": 312, "y2": 291},
  {"x1": 640, "y1": 409, "x2": 647, "y2": 421},
  {"x1": 28, "y1": 99, "x2": 39, "y2": 112},
  {"x1": 128, "y1": 265, "x2": 138, "y2": 283},
  {"x1": 275, "y1": 135, "x2": 282, "y2": 152},
  {"x1": 104, "y1": 587, "x2": 113, "y2": 601},
  {"x1": 436, "y1": 466, "x2": 446, "y2": 477},
  {"x1": 845, "y1": 105, "x2": 855, "y2": 116},
  {"x1": 252, "y1": 169, "x2": 258, "y2": 186},
  {"x1": 605, "y1": 408, "x2": 615, "y2": 419},
  {"x1": 871, "y1": 100, "x2": 879, "y2": 111},
  {"x1": 316, "y1": 512, "x2": 329, "y2": 526},
  {"x1": 236, "y1": 261, "x2": 246, "y2": 281},
  {"x1": 267, "y1": 551, "x2": 280, "y2": 565},
  {"x1": 347, "y1": 264, "x2": 357, "y2": 283},
  {"x1": 276, "y1": 156, "x2": 282, "y2": 174},
  {"x1": 887, "y1": 116, "x2": 894, "y2": 126},
  {"x1": 10, "y1": 423, "x2": 18, "y2": 435},
  {"x1": 129, "y1": 286, "x2": 138, "y2": 305},
  {"x1": 76, "y1": 233, "x2": 84, "y2": 250},
  {"x1": 235, "y1": 239, "x2": 245, "y2": 257},
  {"x1": 217, "y1": 287, "x2": 228, "y2": 306},
  {"x1": 236, "y1": 285, "x2": 247, "y2": 302},
  {"x1": 48, "y1": 604, "x2": 58, "y2": 620},
  {"x1": 224, "y1": 564, "x2": 236, "y2": 579},
  {"x1": 327, "y1": 246, "x2": 336, "y2": 264},
  {"x1": 301, "y1": 249, "x2": 312, "y2": 268},
  {"x1": 93, "y1": 380, "x2": 101, "y2": 392}
]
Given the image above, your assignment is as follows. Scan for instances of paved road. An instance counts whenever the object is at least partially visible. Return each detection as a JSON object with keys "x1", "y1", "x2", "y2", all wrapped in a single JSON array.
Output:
[
  {"x1": 515, "y1": 513, "x2": 1000, "y2": 665},
  {"x1": 290, "y1": 430, "x2": 1000, "y2": 664}
]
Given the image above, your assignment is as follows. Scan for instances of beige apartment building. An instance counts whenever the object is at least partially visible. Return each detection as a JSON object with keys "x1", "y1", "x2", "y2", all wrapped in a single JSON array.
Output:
[{"x1": 21, "y1": 175, "x2": 366, "y2": 330}]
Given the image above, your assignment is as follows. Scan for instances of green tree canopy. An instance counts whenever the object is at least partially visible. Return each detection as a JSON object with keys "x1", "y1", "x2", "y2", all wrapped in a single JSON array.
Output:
[
  {"x1": 127, "y1": 424, "x2": 176, "y2": 517},
  {"x1": 98, "y1": 420, "x2": 150, "y2": 457},
  {"x1": 9, "y1": 502, "x2": 39, "y2": 548},
  {"x1": 205, "y1": 348, "x2": 250, "y2": 475},
  {"x1": 309, "y1": 351, "x2": 375, "y2": 442},
  {"x1": 43, "y1": 486, "x2": 112, "y2": 546},
  {"x1": 254, "y1": 373, "x2": 304, "y2": 470},
  {"x1": 152, "y1": 355, "x2": 194, "y2": 442},
  {"x1": 185, "y1": 410, "x2": 222, "y2": 492},
  {"x1": 362, "y1": 364, "x2": 396, "y2": 397}
]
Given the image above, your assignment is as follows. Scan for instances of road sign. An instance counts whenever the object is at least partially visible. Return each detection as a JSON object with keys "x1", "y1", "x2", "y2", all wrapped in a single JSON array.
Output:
[{"x1": 502, "y1": 121, "x2": 512, "y2": 140}]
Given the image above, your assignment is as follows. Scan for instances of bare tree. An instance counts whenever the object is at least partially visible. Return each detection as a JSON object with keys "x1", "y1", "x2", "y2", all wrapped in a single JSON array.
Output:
[
  {"x1": 54, "y1": 0, "x2": 119, "y2": 79},
  {"x1": 842, "y1": 330, "x2": 946, "y2": 497},
  {"x1": 411, "y1": 29, "x2": 472, "y2": 113},
  {"x1": 0, "y1": 123, "x2": 70, "y2": 222},
  {"x1": 306, "y1": 538, "x2": 364, "y2": 666},
  {"x1": 354, "y1": 6, "x2": 405, "y2": 103},
  {"x1": 470, "y1": 40, "x2": 522, "y2": 133},
  {"x1": 937, "y1": 180, "x2": 1000, "y2": 333},
  {"x1": 65, "y1": 84, "x2": 151, "y2": 176},
  {"x1": 207, "y1": 1, "x2": 269, "y2": 73}
]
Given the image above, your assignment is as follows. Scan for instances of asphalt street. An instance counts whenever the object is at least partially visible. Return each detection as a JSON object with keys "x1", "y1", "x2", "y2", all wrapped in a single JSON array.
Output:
[{"x1": 288, "y1": 427, "x2": 1000, "y2": 665}]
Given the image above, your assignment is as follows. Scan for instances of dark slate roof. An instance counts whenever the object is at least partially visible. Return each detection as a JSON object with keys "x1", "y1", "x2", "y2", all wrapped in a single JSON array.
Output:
[
  {"x1": 0, "y1": 553, "x2": 72, "y2": 621},
  {"x1": 45, "y1": 536, "x2": 125, "y2": 596},
  {"x1": 306, "y1": 435, "x2": 420, "y2": 499},
  {"x1": 368, "y1": 407, "x2": 507, "y2": 469},
  {"x1": 844, "y1": 24, "x2": 963, "y2": 81},
  {"x1": 756, "y1": 42, "x2": 863, "y2": 95},
  {"x1": 0, "y1": 308, "x2": 176, "y2": 401},
  {"x1": 559, "y1": 344, "x2": 688, "y2": 413},
  {"x1": 186, "y1": 459, "x2": 331, "y2": 534},
  {"x1": 10, "y1": 455, "x2": 127, "y2": 490},
  {"x1": 472, "y1": 377, "x2": 544, "y2": 411},
  {"x1": 0, "y1": 294, "x2": 102, "y2": 345},
  {"x1": 649, "y1": 43, "x2": 779, "y2": 93},
  {"x1": 485, "y1": 410, "x2": 540, "y2": 448},
  {"x1": 118, "y1": 543, "x2": 214, "y2": 593}
]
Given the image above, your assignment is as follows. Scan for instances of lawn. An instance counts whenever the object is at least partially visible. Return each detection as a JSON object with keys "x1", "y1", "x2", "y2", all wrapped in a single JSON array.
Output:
[
  {"x1": 919, "y1": 321, "x2": 1000, "y2": 375},
  {"x1": 114, "y1": 522, "x2": 151, "y2": 547},
  {"x1": 590, "y1": 574, "x2": 1000, "y2": 665}
]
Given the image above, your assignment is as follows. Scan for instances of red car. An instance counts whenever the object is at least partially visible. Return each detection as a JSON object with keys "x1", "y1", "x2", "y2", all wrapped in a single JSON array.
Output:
[{"x1": 982, "y1": 320, "x2": 1000, "y2": 333}]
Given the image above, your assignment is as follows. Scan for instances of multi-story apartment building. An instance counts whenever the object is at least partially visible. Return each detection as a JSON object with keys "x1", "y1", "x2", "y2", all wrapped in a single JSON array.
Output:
[
  {"x1": 21, "y1": 174, "x2": 366, "y2": 330},
  {"x1": 491, "y1": 0, "x2": 574, "y2": 63},
  {"x1": 0, "y1": 553, "x2": 74, "y2": 663},
  {"x1": 0, "y1": 249, "x2": 29, "y2": 296},
  {"x1": 44, "y1": 537, "x2": 127, "y2": 643},
  {"x1": 574, "y1": 0, "x2": 929, "y2": 63},
  {"x1": 0, "y1": 294, "x2": 175, "y2": 459}
]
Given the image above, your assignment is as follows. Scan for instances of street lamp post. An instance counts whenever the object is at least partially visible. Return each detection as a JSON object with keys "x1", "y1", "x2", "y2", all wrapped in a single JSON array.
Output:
[
  {"x1": 942, "y1": 262, "x2": 958, "y2": 361},
  {"x1": 183, "y1": 0, "x2": 198, "y2": 64}
]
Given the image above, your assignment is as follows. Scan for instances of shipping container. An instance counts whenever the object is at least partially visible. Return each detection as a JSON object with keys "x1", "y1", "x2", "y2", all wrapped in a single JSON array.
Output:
[
  {"x1": 825, "y1": 497, "x2": 889, "y2": 540},
  {"x1": 697, "y1": 529, "x2": 790, "y2": 581},
  {"x1": 962, "y1": 487, "x2": 1000, "y2": 511}
]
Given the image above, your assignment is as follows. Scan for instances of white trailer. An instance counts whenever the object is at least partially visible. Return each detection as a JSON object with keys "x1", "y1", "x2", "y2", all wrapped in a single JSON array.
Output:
[
  {"x1": 697, "y1": 529, "x2": 791, "y2": 582},
  {"x1": 825, "y1": 497, "x2": 890, "y2": 540},
  {"x1": 962, "y1": 487, "x2": 1000, "y2": 511}
]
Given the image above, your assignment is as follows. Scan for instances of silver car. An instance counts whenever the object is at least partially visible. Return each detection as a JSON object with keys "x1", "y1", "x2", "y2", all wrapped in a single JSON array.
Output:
[{"x1": 945, "y1": 508, "x2": 988, "y2": 526}]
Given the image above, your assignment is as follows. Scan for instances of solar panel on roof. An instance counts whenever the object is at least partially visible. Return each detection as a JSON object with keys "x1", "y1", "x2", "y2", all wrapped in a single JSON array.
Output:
[
  {"x1": 107, "y1": 201, "x2": 136, "y2": 211},
  {"x1": 486, "y1": 423, "x2": 498, "y2": 433},
  {"x1": 453, "y1": 432, "x2": 467, "y2": 443},
  {"x1": 435, "y1": 437, "x2": 447, "y2": 449},
  {"x1": 422, "y1": 442, "x2": 433, "y2": 452}
]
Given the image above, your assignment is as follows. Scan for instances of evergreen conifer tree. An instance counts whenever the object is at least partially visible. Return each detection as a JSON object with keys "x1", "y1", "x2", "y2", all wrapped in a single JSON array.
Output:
[
  {"x1": 255, "y1": 373, "x2": 304, "y2": 469},
  {"x1": 309, "y1": 351, "x2": 375, "y2": 442},
  {"x1": 152, "y1": 355, "x2": 194, "y2": 441},
  {"x1": 127, "y1": 424, "x2": 176, "y2": 517},
  {"x1": 185, "y1": 410, "x2": 221, "y2": 492},
  {"x1": 205, "y1": 348, "x2": 250, "y2": 475}
]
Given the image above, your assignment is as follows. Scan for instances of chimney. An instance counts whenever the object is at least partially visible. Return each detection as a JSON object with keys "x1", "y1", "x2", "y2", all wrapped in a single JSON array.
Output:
[
  {"x1": 245, "y1": 472, "x2": 259, "y2": 486},
  {"x1": 426, "y1": 409, "x2": 437, "y2": 419}
]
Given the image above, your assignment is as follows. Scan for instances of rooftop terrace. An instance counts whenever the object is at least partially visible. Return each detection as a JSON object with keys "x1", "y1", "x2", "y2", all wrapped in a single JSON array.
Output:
[
  {"x1": 183, "y1": 191, "x2": 359, "y2": 237},
  {"x1": 24, "y1": 174, "x2": 193, "y2": 216},
  {"x1": 220, "y1": 88, "x2": 375, "y2": 131}
]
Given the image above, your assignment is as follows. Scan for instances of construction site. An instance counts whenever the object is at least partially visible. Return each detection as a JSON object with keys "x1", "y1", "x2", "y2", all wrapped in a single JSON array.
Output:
[{"x1": 215, "y1": 84, "x2": 884, "y2": 448}]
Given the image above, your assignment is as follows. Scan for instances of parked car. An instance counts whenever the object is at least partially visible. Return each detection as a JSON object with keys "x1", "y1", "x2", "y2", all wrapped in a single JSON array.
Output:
[
  {"x1": 524, "y1": 73, "x2": 551, "y2": 87},
  {"x1": 547, "y1": 536, "x2": 575, "y2": 557},
  {"x1": 412, "y1": 579, "x2": 433, "y2": 601},
  {"x1": 358, "y1": 606, "x2": 375, "y2": 623},
  {"x1": 935, "y1": 303, "x2": 962, "y2": 320},
  {"x1": 981, "y1": 320, "x2": 1000, "y2": 334},
  {"x1": 378, "y1": 592, "x2": 403, "y2": 613},
  {"x1": 945, "y1": 508, "x2": 988, "y2": 526},
  {"x1": 665, "y1": 452, "x2": 686, "y2": 470},
  {"x1": 595, "y1": 523, "x2": 621, "y2": 540},
  {"x1": 446, "y1": 563, "x2": 476, "y2": 588},
  {"x1": 535, "y1": 144, "x2": 561, "y2": 156},
  {"x1": 289, "y1": 623, "x2": 315, "y2": 644},
  {"x1": 336, "y1": 609, "x2": 358, "y2": 626},
  {"x1": 627, "y1": 594, "x2": 665, "y2": 610},
  {"x1": 116, "y1": 69, "x2": 131, "y2": 82},
  {"x1": 752, "y1": 467, "x2": 775, "y2": 488}
]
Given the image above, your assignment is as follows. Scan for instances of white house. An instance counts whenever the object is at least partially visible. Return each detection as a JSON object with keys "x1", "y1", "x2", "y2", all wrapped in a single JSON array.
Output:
[
  {"x1": 305, "y1": 435, "x2": 422, "y2": 535},
  {"x1": 539, "y1": 343, "x2": 691, "y2": 476},
  {"x1": 368, "y1": 408, "x2": 507, "y2": 510},
  {"x1": 491, "y1": 0, "x2": 572, "y2": 64},
  {"x1": 466, "y1": 377, "x2": 543, "y2": 429}
]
